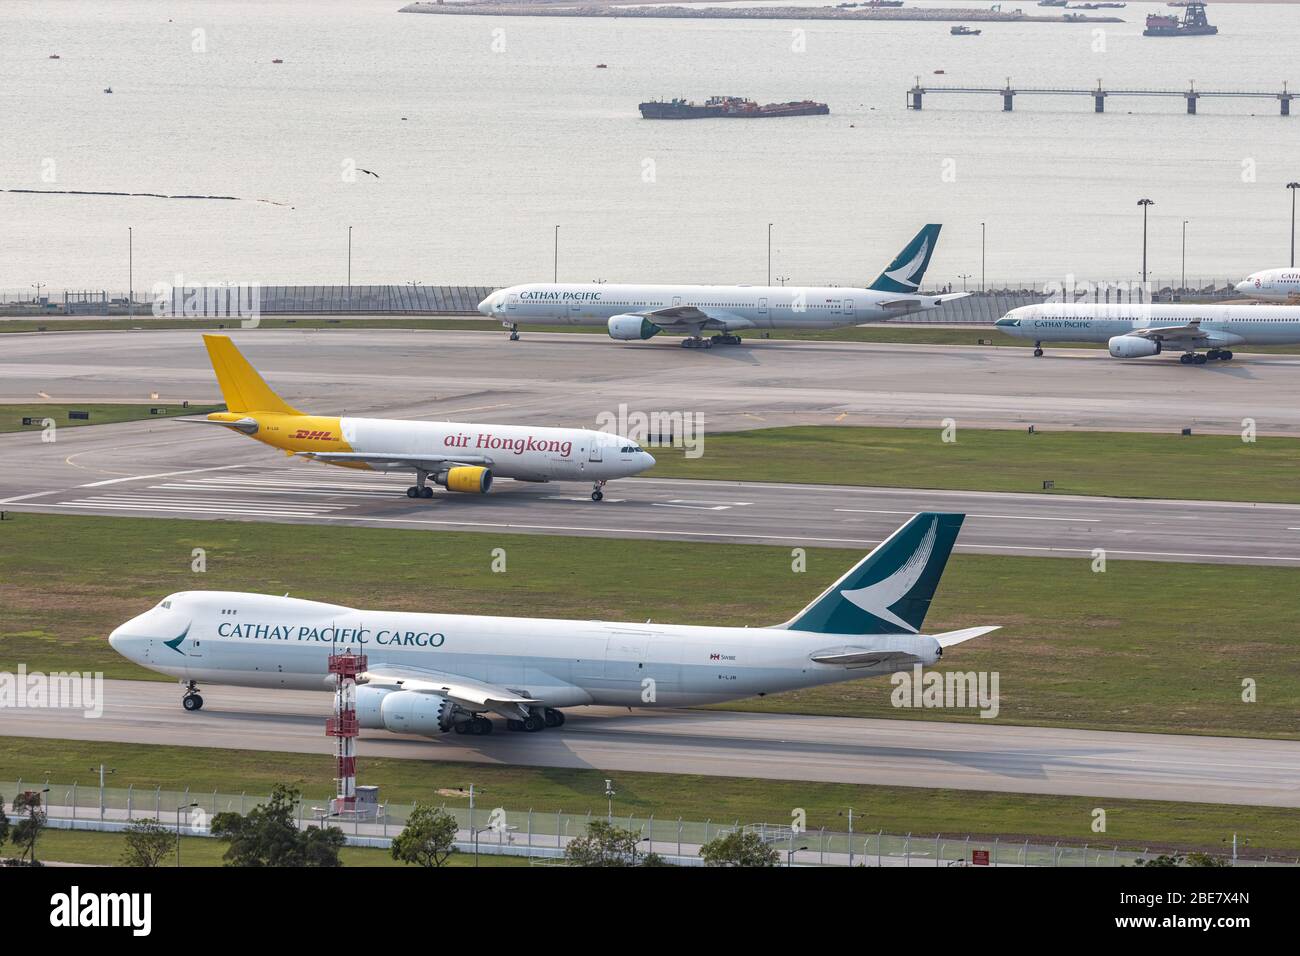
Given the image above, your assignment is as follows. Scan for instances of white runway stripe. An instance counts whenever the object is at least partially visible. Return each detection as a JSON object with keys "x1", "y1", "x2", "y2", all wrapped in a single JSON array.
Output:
[
  {"x1": 57, "y1": 501, "x2": 332, "y2": 518},
  {"x1": 80, "y1": 494, "x2": 350, "y2": 511},
  {"x1": 148, "y1": 482, "x2": 397, "y2": 500}
]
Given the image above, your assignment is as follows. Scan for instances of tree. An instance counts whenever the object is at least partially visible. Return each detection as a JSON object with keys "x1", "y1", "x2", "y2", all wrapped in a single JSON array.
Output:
[
  {"x1": 210, "y1": 784, "x2": 344, "y2": 867},
  {"x1": 121, "y1": 818, "x2": 177, "y2": 867},
  {"x1": 391, "y1": 803, "x2": 459, "y2": 867},
  {"x1": 564, "y1": 820, "x2": 648, "y2": 867},
  {"x1": 699, "y1": 830, "x2": 780, "y2": 867},
  {"x1": 10, "y1": 791, "x2": 47, "y2": 865}
]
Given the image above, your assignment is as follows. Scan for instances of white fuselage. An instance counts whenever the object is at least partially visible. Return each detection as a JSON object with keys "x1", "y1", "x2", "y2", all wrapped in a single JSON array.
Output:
[
  {"x1": 481, "y1": 282, "x2": 925, "y2": 331},
  {"x1": 1236, "y1": 269, "x2": 1300, "y2": 303},
  {"x1": 335, "y1": 416, "x2": 653, "y2": 483},
  {"x1": 110, "y1": 592, "x2": 938, "y2": 709},
  {"x1": 997, "y1": 302, "x2": 1300, "y2": 347}
]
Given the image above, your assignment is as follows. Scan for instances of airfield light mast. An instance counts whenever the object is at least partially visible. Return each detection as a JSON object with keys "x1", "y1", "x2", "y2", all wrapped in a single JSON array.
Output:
[{"x1": 325, "y1": 649, "x2": 367, "y2": 815}]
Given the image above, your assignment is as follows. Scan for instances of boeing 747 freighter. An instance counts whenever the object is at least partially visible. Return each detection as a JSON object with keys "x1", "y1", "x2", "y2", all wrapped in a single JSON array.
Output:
[{"x1": 109, "y1": 512, "x2": 997, "y2": 727}]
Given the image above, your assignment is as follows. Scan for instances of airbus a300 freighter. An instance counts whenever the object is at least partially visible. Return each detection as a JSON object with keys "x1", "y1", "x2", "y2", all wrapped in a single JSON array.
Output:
[
  {"x1": 478, "y1": 224, "x2": 965, "y2": 348},
  {"x1": 109, "y1": 512, "x2": 998, "y2": 730},
  {"x1": 995, "y1": 302, "x2": 1300, "y2": 363},
  {"x1": 187, "y1": 335, "x2": 653, "y2": 500}
]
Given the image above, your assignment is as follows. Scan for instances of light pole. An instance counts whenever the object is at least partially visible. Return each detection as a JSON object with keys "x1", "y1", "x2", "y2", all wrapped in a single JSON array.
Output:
[
  {"x1": 347, "y1": 225, "x2": 352, "y2": 287},
  {"x1": 128, "y1": 226, "x2": 133, "y2": 318},
  {"x1": 31, "y1": 282, "x2": 44, "y2": 305},
  {"x1": 553, "y1": 225, "x2": 559, "y2": 283},
  {"x1": 776, "y1": 275, "x2": 790, "y2": 286},
  {"x1": 787, "y1": 844, "x2": 809, "y2": 867},
  {"x1": 980, "y1": 221, "x2": 986, "y2": 292},
  {"x1": 175, "y1": 802, "x2": 199, "y2": 867},
  {"x1": 1288, "y1": 182, "x2": 1299, "y2": 268},
  {"x1": 604, "y1": 778, "x2": 616, "y2": 824},
  {"x1": 1137, "y1": 198, "x2": 1154, "y2": 284},
  {"x1": 1181, "y1": 220, "x2": 1188, "y2": 290},
  {"x1": 958, "y1": 272, "x2": 972, "y2": 292},
  {"x1": 767, "y1": 223, "x2": 773, "y2": 286},
  {"x1": 92, "y1": 764, "x2": 116, "y2": 821}
]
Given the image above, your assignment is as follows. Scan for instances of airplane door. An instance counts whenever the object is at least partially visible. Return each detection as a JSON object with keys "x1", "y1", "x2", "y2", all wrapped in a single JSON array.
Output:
[
  {"x1": 604, "y1": 631, "x2": 649, "y2": 683},
  {"x1": 569, "y1": 297, "x2": 582, "y2": 324},
  {"x1": 506, "y1": 293, "x2": 519, "y2": 311},
  {"x1": 844, "y1": 298, "x2": 855, "y2": 317},
  {"x1": 589, "y1": 436, "x2": 603, "y2": 463},
  {"x1": 758, "y1": 297, "x2": 768, "y2": 315},
  {"x1": 672, "y1": 296, "x2": 682, "y2": 308}
]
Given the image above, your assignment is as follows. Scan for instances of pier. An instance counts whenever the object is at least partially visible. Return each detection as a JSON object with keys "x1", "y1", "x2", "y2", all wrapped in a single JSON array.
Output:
[{"x1": 907, "y1": 79, "x2": 1295, "y2": 115}]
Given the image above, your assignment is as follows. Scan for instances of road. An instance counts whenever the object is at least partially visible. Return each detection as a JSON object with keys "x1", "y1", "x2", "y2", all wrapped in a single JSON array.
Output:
[{"x1": 6, "y1": 679, "x2": 1299, "y2": 807}]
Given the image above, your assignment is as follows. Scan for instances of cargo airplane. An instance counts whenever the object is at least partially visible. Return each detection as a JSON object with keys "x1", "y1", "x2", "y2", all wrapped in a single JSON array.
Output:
[
  {"x1": 109, "y1": 512, "x2": 998, "y2": 727},
  {"x1": 995, "y1": 302, "x2": 1300, "y2": 363},
  {"x1": 185, "y1": 335, "x2": 653, "y2": 500},
  {"x1": 1236, "y1": 268, "x2": 1300, "y2": 302},
  {"x1": 478, "y1": 224, "x2": 965, "y2": 348}
]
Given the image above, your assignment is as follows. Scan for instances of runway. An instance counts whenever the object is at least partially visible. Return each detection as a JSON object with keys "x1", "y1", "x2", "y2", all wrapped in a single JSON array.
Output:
[
  {"x1": 6, "y1": 679, "x2": 1299, "y2": 808},
  {"x1": 3, "y1": 328, "x2": 1300, "y2": 565},
  {"x1": 4, "y1": 326, "x2": 1300, "y2": 435}
]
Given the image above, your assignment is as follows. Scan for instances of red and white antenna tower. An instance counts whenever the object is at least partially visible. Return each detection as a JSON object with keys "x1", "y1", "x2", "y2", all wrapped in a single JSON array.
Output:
[{"x1": 325, "y1": 649, "x2": 366, "y2": 816}]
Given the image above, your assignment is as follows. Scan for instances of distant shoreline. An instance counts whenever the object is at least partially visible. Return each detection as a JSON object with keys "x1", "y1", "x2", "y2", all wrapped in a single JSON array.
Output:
[{"x1": 399, "y1": 2, "x2": 1124, "y2": 23}]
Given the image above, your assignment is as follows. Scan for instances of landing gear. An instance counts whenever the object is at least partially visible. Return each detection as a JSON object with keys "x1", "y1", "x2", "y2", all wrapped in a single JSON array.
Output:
[
  {"x1": 1206, "y1": 349, "x2": 1233, "y2": 361},
  {"x1": 181, "y1": 680, "x2": 203, "y2": 712},
  {"x1": 1180, "y1": 352, "x2": 1209, "y2": 365},
  {"x1": 508, "y1": 708, "x2": 559, "y2": 732},
  {"x1": 406, "y1": 470, "x2": 435, "y2": 499},
  {"x1": 509, "y1": 324, "x2": 520, "y2": 342},
  {"x1": 710, "y1": 334, "x2": 743, "y2": 345},
  {"x1": 1032, "y1": 340, "x2": 1043, "y2": 357},
  {"x1": 681, "y1": 336, "x2": 712, "y2": 349},
  {"x1": 543, "y1": 707, "x2": 565, "y2": 728},
  {"x1": 591, "y1": 480, "x2": 606, "y2": 502}
]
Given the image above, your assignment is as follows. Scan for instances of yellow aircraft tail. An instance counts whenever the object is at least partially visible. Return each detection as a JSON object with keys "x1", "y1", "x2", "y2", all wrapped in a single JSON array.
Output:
[{"x1": 202, "y1": 335, "x2": 303, "y2": 416}]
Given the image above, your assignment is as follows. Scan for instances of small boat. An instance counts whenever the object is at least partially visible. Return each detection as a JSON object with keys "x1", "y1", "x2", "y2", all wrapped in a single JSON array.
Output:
[
  {"x1": 950, "y1": 24, "x2": 982, "y2": 35},
  {"x1": 596, "y1": 63, "x2": 608, "y2": 69},
  {"x1": 271, "y1": 58, "x2": 283, "y2": 64},
  {"x1": 933, "y1": 69, "x2": 946, "y2": 74},
  {"x1": 49, "y1": 54, "x2": 60, "y2": 60},
  {"x1": 103, "y1": 86, "x2": 113, "y2": 93}
]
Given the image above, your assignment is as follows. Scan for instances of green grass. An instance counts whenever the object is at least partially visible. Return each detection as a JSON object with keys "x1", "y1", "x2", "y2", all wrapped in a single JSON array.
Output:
[
  {"x1": 18, "y1": 826, "x2": 527, "y2": 867},
  {"x1": 649, "y1": 425, "x2": 1300, "y2": 503},
  {"x1": 0, "y1": 404, "x2": 224, "y2": 434},
  {"x1": 1, "y1": 513, "x2": 1297, "y2": 738},
  {"x1": 7, "y1": 315, "x2": 1299, "y2": 352},
  {"x1": 2, "y1": 738, "x2": 1297, "y2": 854}
]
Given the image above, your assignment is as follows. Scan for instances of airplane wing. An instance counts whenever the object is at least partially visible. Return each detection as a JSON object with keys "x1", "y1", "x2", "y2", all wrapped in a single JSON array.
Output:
[
  {"x1": 1129, "y1": 321, "x2": 1208, "y2": 344},
  {"x1": 294, "y1": 451, "x2": 492, "y2": 472},
  {"x1": 634, "y1": 306, "x2": 752, "y2": 334},
  {"x1": 361, "y1": 665, "x2": 541, "y2": 721}
]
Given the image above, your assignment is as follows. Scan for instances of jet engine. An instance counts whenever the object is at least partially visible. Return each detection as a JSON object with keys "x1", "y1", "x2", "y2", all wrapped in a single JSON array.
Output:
[
  {"x1": 607, "y1": 314, "x2": 660, "y2": 341},
  {"x1": 437, "y1": 465, "x2": 493, "y2": 494},
  {"x1": 1107, "y1": 335, "x2": 1161, "y2": 358},
  {"x1": 357, "y1": 687, "x2": 456, "y2": 735}
]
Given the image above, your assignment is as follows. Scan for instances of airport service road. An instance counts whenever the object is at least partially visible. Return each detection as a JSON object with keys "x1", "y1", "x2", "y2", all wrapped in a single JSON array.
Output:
[
  {"x1": 6, "y1": 680, "x2": 1300, "y2": 808},
  {"x1": 3, "y1": 327, "x2": 1300, "y2": 436},
  {"x1": 1, "y1": 425, "x2": 1299, "y2": 564}
]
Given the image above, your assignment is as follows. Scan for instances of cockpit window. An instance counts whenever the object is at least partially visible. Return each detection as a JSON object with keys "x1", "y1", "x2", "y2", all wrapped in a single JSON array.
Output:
[{"x1": 161, "y1": 600, "x2": 172, "y2": 609}]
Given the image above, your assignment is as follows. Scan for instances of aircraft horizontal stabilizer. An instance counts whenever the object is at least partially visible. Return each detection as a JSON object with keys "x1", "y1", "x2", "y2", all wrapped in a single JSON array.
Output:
[
  {"x1": 809, "y1": 648, "x2": 924, "y2": 669},
  {"x1": 933, "y1": 625, "x2": 1001, "y2": 648}
]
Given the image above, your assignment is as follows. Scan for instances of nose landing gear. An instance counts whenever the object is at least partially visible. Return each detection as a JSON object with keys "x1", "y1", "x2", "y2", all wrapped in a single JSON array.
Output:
[
  {"x1": 509, "y1": 324, "x2": 520, "y2": 342},
  {"x1": 1033, "y1": 340, "x2": 1043, "y2": 357},
  {"x1": 591, "y1": 480, "x2": 606, "y2": 501}
]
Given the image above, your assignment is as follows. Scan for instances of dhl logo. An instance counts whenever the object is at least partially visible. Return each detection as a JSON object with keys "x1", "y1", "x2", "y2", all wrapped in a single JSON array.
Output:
[{"x1": 292, "y1": 429, "x2": 335, "y2": 441}]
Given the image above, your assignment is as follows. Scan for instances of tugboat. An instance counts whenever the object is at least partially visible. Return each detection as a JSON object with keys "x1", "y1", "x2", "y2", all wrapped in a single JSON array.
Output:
[
  {"x1": 1144, "y1": 0, "x2": 1217, "y2": 35},
  {"x1": 950, "y1": 24, "x2": 982, "y2": 35},
  {"x1": 639, "y1": 96, "x2": 830, "y2": 119}
]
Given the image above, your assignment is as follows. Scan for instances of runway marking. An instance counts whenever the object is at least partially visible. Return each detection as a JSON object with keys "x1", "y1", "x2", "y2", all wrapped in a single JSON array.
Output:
[
  {"x1": 58, "y1": 500, "x2": 336, "y2": 518},
  {"x1": 0, "y1": 490, "x2": 62, "y2": 504},
  {"x1": 78, "y1": 463, "x2": 252, "y2": 488},
  {"x1": 150, "y1": 482, "x2": 396, "y2": 500},
  {"x1": 834, "y1": 508, "x2": 1101, "y2": 523}
]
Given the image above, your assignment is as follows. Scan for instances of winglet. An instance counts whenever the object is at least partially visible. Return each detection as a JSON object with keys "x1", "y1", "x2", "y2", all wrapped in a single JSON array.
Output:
[{"x1": 201, "y1": 335, "x2": 303, "y2": 416}]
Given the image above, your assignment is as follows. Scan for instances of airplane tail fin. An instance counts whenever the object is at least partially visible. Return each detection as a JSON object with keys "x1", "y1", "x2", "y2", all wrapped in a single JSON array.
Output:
[
  {"x1": 779, "y1": 513, "x2": 964, "y2": 635},
  {"x1": 201, "y1": 335, "x2": 303, "y2": 416},
  {"x1": 868, "y1": 224, "x2": 942, "y2": 294}
]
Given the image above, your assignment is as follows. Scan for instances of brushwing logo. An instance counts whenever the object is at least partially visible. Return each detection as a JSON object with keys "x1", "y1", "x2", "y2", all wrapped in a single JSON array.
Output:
[
  {"x1": 839, "y1": 518, "x2": 937, "y2": 633},
  {"x1": 883, "y1": 237, "x2": 930, "y2": 290},
  {"x1": 163, "y1": 625, "x2": 190, "y2": 655}
]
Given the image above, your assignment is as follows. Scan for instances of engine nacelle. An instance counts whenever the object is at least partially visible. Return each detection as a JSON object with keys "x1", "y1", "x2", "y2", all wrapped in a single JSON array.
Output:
[
  {"x1": 607, "y1": 314, "x2": 660, "y2": 341},
  {"x1": 366, "y1": 688, "x2": 456, "y2": 736},
  {"x1": 437, "y1": 465, "x2": 492, "y2": 494},
  {"x1": 1108, "y1": 335, "x2": 1161, "y2": 358}
]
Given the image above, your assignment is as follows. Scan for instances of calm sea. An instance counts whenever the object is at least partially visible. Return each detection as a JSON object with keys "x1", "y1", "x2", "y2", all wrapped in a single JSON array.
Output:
[{"x1": 2, "y1": 0, "x2": 1297, "y2": 292}]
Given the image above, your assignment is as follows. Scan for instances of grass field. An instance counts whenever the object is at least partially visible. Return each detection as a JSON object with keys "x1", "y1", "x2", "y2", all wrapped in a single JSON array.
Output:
[
  {"x1": 648, "y1": 425, "x2": 1300, "y2": 503},
  {"x1": 7, "y1": 315, "x2": 1300, "y2": 352},
  {"x1": 1, "y1": 514, "x2": 1297, "y2": 738},
  {"x1": 0, "y1": 404, "x2": 224, "y2": 434},
  {"x1": 2, "y1": 737, "x2": 1296, "y2": 854}
]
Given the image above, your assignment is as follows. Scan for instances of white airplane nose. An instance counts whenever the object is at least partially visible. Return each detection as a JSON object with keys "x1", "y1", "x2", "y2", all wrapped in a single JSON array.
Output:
[
  {"x1": 108, "y1": 624, "x2": 125, "y2": 653},
  {"x1": 477, "y1": 294, "x2": 496, "y2": 316},
  {"x1": 641, "y1": 451, "x2": 656, "y2": 469},
  {"x1": 1234, "y1": 280, "x2": 1250, "y2": 293}
]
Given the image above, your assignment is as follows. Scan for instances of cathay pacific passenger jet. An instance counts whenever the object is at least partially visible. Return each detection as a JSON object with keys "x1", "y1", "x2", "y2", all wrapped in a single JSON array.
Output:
[{"x1": 479, "y1": 224, "x2": 965, "y2": 348}]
